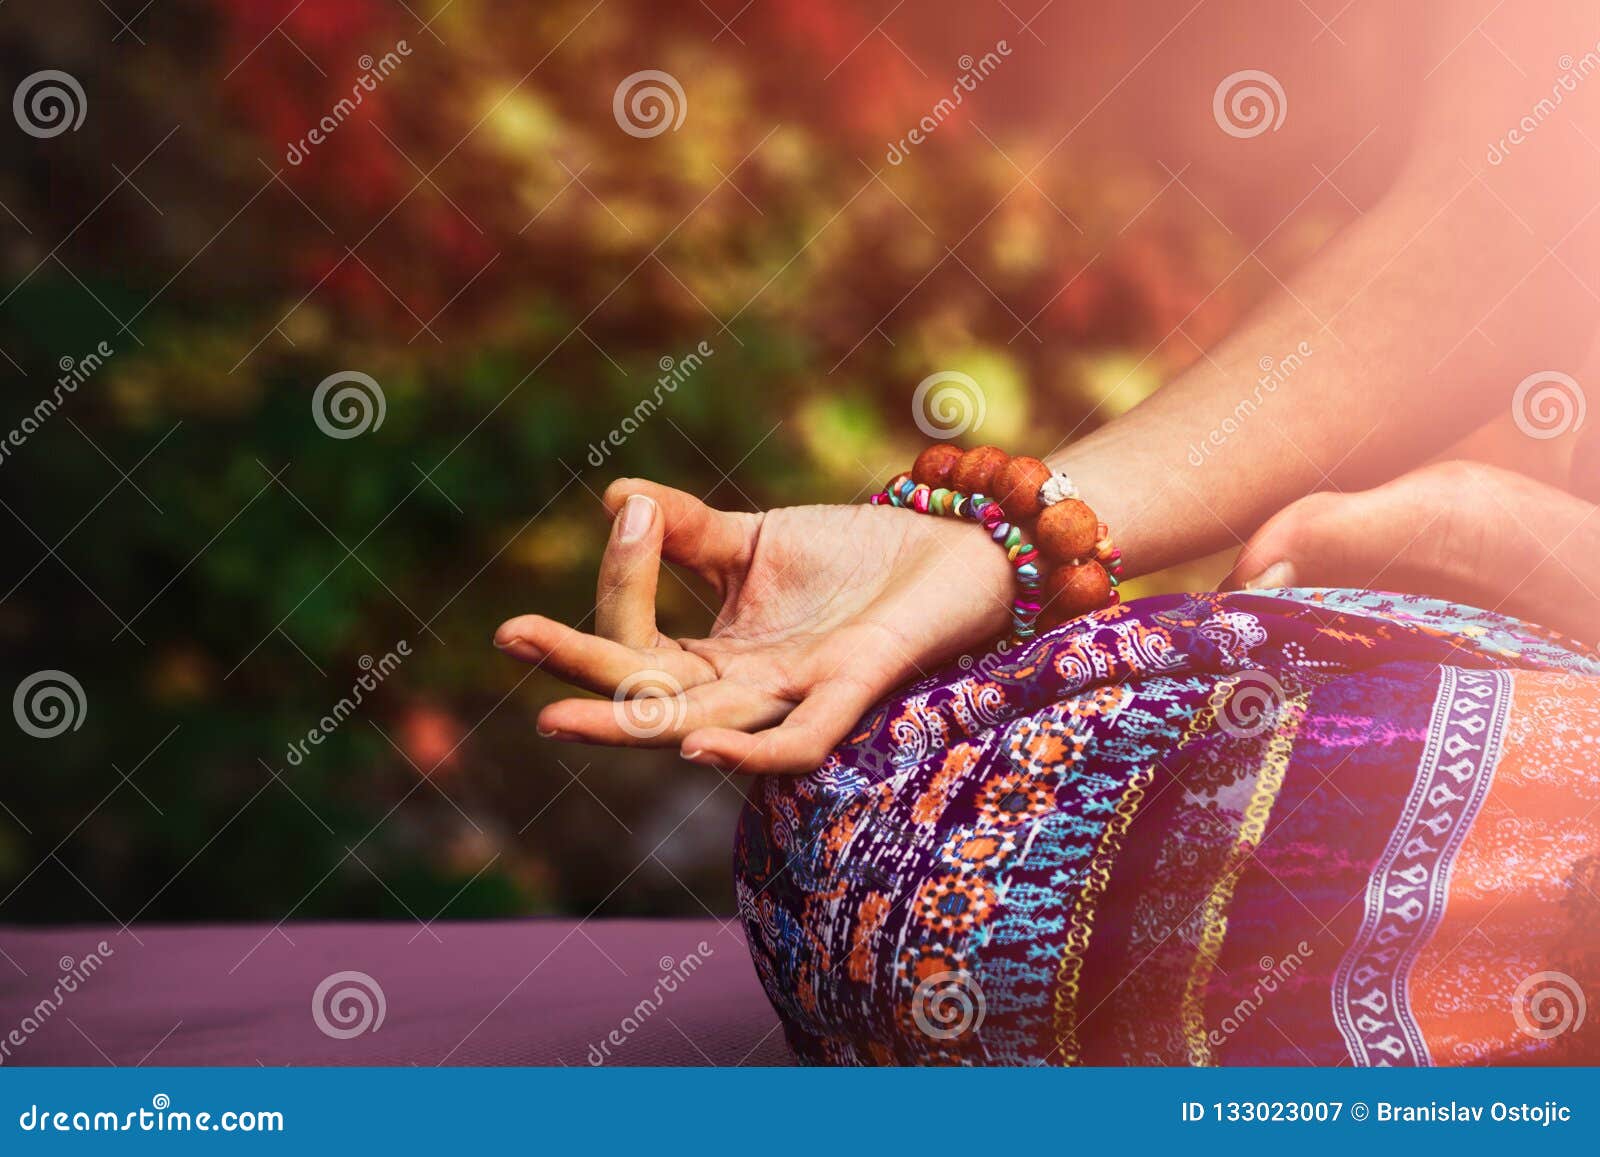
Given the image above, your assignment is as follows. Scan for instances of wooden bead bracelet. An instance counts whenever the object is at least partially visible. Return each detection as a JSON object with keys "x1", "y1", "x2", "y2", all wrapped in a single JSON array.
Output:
[{"x1": 869, "y1": 444, "x2": 1122, "y2": 640}]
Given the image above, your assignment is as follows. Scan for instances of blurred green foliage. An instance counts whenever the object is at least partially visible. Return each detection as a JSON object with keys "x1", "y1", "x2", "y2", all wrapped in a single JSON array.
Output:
[{"x1": 0, "y1": 0, "x2": 1335, "y2": 922}]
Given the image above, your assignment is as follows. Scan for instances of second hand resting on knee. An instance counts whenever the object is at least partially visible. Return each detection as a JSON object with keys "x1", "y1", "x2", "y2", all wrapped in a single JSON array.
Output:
[{"x1": 497, "y1": 2, "x2": 1600, "y2": 773}]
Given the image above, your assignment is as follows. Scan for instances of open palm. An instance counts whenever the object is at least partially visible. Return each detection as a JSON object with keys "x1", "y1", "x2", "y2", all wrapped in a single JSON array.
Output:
[{"x1": 494, "y1": 478, "x2": 1015, "y2": 773}]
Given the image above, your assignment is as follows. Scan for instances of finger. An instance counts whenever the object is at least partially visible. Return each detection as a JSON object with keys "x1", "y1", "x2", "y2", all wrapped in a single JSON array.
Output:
[
  {"x1": 537, "y1": 679, "x2": 792, "y2": 747},
  {"x1": 1221, "y1": 491, "x2": 1351, "y2": 591},
  {"x1": 493, "y1": 614, "x2": 709, "y2": 695},
  {"x1": 679, "y1": 676, "x2": 888, "y2": 775},
  {"x1": 602, "y1": 478, "x2": 754, "y2": 585},
  {"x1": 1221, "y1": 508, "x2": 1302, "y2": 591},
  {"x1": 596, "y1": 493, "x2": 663, "y2": 647}
]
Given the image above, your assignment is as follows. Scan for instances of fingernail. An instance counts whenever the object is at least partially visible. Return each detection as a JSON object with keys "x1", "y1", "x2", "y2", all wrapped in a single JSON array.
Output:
[
  {"x1": 617, "y1": 494, "x2": 656, "y2": 543},
  {"x1": 1244, "y1": 561, "x2": 1297, "y2": 591},
  {"x1": 496, "y1": 638, "x2": 543, "y2": 662},
  {"x1": 681, "y1": 749, "x2": 725, "y2": 770},
  {"x1": 537, "y1": 727, "x2": 572, "y2": 740}
]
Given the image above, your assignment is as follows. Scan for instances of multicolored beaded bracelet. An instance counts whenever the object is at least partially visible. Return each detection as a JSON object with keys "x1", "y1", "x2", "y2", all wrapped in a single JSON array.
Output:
[
  {"x1": 870, "y1": 474, "x2": 1044, "y2": 638},
  {"x1": 869, "y1": 444, "x2": 1124, "y2": 640}
]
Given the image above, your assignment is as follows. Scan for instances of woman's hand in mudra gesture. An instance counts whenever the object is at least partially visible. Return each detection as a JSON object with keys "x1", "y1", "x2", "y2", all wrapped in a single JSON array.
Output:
[{"x1": 493, "y1": 478, "x2": 1014, "y2": 774}]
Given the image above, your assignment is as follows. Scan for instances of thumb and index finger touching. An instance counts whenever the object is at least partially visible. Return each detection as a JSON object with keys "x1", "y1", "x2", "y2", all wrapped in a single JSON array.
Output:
[
  {"x1": 494, "y1": 479, "x2": 753, "y2": 691},
  {"x1": 501, "y1": 478, "x2": 905, "y2": 774},
  {"x1": 600, "y1": 478, "x2": 754, "y2": 591}
]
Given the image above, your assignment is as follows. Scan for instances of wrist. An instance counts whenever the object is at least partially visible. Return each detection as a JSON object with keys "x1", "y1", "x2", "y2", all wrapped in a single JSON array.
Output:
[
  {"x1": 936, "y1": 514, "x2": 1018, "y2": 640},
  {"x1": 871, "y1": 443, "x2": 1123, "y2": 640}
]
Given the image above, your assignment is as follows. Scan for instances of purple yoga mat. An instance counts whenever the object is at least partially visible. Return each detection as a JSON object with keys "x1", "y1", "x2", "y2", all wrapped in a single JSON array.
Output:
[{"x1": 0, "y1": 919, "x2": 789, "y2": 1066}]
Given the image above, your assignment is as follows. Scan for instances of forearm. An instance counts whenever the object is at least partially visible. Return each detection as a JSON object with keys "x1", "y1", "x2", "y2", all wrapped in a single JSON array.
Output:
[
  {"x1": 1044, "y1": 2, "x2": 1600, "y2": 579},
  {"x1": 1048, "y1": 163, "x2": 1600, "y2": 577}
]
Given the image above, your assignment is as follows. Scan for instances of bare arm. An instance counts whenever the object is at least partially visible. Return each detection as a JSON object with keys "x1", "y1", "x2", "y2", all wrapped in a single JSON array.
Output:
[
  {"x1": 1048, "y1": 1, "x2": 1600, "y2": 578},
  {"x1": 505, "y1": 4, "x2": 1600, "y2": 773}
]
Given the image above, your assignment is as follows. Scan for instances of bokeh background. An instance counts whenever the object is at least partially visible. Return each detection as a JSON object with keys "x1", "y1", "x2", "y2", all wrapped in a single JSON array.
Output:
[{"x1": 0, "y1": 0, "x2": 1552, "y2": 924}]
